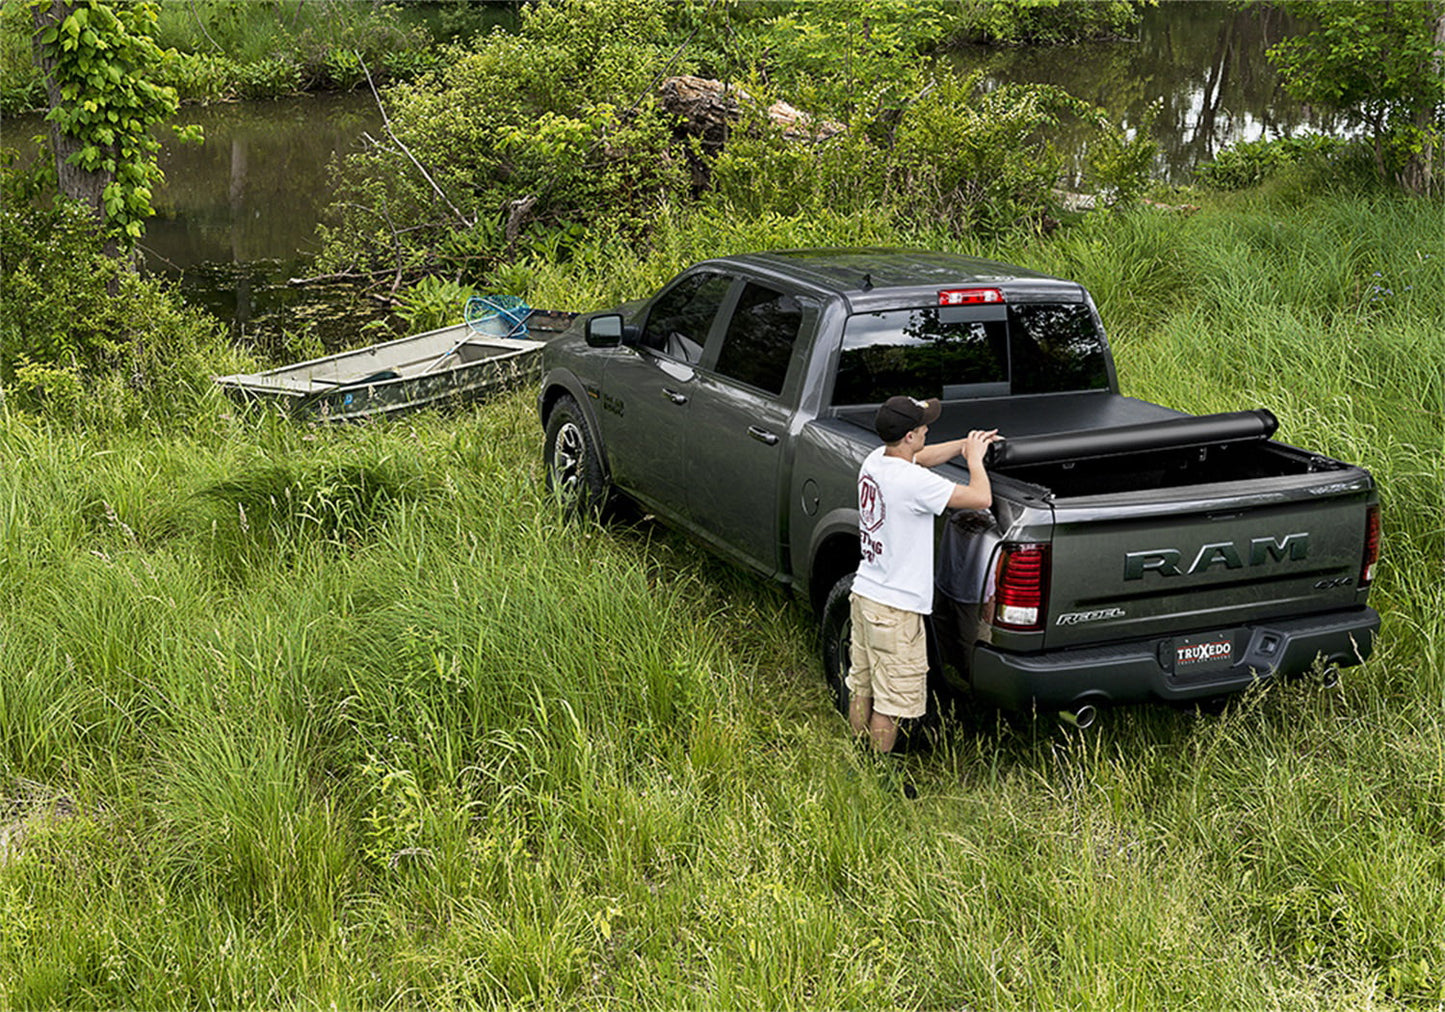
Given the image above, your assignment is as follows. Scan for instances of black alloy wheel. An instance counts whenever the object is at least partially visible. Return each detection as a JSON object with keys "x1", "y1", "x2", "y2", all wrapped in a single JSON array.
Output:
[{"x1": 544, "y1": 394, "x2": 609, "y2": 515}]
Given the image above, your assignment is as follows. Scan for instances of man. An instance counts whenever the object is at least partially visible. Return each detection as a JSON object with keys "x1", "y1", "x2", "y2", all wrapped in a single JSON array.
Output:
[{"x1": 850, "y1": 395, "x2": 1000, "y2": 755}]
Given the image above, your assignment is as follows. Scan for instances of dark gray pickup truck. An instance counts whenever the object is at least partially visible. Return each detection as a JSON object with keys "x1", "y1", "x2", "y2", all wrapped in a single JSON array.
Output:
[{"x1": 538, "y1": 249, "x2": 1381, "y2": 723}]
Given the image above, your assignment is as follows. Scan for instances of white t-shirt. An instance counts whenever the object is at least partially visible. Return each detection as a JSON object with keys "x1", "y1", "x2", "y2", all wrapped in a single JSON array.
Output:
[{"x1": 851, "y1": 444, "x2": 955, "y2": 615}]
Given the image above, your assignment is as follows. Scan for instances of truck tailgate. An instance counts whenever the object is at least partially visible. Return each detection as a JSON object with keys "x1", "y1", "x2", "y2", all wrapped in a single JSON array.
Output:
[{"x1": 1043, "y1": 473, "x2": 1375, "y2": 651}]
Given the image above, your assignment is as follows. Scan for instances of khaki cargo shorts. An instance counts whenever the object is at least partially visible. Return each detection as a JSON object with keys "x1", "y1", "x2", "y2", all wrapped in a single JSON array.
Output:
[{"x1": 847, "y1": 593, "x2": 928, "y2": 719}]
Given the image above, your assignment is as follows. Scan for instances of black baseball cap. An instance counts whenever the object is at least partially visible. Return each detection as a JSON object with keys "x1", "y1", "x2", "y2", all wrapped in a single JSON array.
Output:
[{"x1": 875, "y1": 395, "x2": 941, "y2": 442}]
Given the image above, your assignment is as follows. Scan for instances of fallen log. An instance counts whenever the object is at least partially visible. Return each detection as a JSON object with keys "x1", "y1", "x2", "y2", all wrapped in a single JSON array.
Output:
[{"x1": 659, "y1": 75, "x2": 845, "y2": 147}]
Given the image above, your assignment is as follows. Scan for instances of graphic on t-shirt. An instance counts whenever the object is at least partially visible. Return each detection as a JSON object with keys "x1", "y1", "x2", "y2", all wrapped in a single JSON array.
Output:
[{"x1": 859, "y1": 473, "x2": 884, "y2": 531}]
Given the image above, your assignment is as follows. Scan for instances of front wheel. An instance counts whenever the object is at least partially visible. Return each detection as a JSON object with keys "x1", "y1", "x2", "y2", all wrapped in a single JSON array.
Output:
[{"x1": 544, "y1": 394, "x2": 610, "y2": 515}]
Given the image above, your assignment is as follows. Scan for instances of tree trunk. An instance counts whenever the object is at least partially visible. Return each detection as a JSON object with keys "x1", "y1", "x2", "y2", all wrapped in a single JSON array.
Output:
[
  {"x1": 1399, "y1": 3, "x2": 1445, "y2": 194},
  {"x1": 1423, "y1": 4, "x2": 1445, "y2": 195},
  {"x1": 32, "y1": 0, "x2": 121, "y2": 257}
]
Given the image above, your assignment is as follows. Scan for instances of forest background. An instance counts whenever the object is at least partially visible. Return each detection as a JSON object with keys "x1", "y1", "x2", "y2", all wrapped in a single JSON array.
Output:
[{"x1": 0, "y1": 1, "x2": 1442, "y2": 1008}]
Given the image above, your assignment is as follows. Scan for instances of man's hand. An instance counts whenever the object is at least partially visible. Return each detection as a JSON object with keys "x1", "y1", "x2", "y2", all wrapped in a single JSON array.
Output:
[{"x1": 960, "y1": 429, "x2": 1001, "y2": 463}]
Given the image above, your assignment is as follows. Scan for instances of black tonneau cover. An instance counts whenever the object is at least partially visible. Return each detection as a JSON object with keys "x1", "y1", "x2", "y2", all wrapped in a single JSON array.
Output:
[{"x1": 833, "y1": 392, "x2": 1188, "y2": 444}]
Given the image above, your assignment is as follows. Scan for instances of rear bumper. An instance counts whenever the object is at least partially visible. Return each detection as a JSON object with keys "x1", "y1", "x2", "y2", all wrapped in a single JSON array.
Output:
[{"x1": 966, "y1": 607, "x2": 1380, "y2": 710}]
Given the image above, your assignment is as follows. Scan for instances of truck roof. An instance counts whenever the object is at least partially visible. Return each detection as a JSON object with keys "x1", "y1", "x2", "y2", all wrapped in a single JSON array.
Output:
[{"x1": 708, "y1": 247, "x2": 1087, "y2": 311}]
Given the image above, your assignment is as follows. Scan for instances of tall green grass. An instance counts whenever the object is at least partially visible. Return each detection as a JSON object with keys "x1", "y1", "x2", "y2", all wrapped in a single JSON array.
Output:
[{"x1": 1, "y1": 189, "x2": 1441, "y2": 1008}]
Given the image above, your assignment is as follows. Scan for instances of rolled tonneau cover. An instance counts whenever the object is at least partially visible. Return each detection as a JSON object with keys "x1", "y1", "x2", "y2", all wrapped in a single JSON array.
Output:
[{"x1": 985, "y1": 409, "x2": 1279, "y2": 469}]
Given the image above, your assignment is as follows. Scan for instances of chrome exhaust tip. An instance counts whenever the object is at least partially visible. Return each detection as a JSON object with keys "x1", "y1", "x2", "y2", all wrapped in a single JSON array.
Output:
[{"x1": 1060, "y1": 704, "x2": 1098, "y2": 730}]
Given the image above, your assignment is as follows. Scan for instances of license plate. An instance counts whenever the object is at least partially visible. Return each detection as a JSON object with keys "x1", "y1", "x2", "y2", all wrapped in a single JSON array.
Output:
[{"x1": 1173, "y1": 633, "x2": 1234, "y2": 672}]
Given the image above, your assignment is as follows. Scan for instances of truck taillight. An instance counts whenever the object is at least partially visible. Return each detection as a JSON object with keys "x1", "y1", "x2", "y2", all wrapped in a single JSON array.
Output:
[
  {"x1": 993, "y1": 543, "x2": 1049, "y2": 631},
  {"x1": 1360, "y1": 504, "x2": 1381, "y2": 588},
  {"x1": 938, "y1": 287, "x2": 1004, "y2": 306}
]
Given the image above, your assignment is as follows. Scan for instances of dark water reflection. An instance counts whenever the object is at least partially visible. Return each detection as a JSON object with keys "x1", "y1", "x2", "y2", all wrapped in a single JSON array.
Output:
[
  {"x1": 2, "y1": 3, "x2": 1349, "y2": 347},
  {"x1": 143, "y1": 92, "x2": 386, "y2": 351},
  {"x1": 3, "y1": 90, "x2": 384, "y2": 351},
  {"x1": 951, "y1": 1, "x2": 1345, "y2": 184}
]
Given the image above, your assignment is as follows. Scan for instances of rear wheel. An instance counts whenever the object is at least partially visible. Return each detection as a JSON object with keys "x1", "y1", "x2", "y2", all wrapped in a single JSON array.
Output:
[
  {"x1": 544, "y1": 394, "x2": 609, "y2": 515},
  {"x1": 820, "y1": 573, "x2": 855, "y2": 715}
]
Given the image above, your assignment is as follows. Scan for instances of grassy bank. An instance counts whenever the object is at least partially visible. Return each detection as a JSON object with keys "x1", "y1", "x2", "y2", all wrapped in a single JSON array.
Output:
[{"x1": 1, "y1": 188, "x2": 1442, "y2": 1008}]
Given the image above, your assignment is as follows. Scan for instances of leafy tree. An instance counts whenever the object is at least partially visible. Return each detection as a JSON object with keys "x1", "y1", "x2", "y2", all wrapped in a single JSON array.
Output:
[
  {"x1": 1267, "y1": 0, "x2": 1445, "y2": 194},
  {"x1": 28, "y1": 0, "x2": 197, "y2": 254}
]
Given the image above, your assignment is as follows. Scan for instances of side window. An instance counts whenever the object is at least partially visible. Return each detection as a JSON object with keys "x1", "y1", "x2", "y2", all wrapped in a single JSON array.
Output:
[
  {"x1": 711, "y1": 282, "x2": 807, "y2": 395},
  {"x1": 640, "y1": 272, "x2": 732, "y2": 363}
]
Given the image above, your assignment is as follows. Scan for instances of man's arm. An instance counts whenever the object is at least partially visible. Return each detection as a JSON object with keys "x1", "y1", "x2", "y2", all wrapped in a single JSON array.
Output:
[
  {"x1": 912, "y1": 437, "x2": 968, "y2": 469},
  {"x1": 928, "y1": 429, "x2": 999, "y2": 510},
  {"x1": 914, "y1": 428, "x2": 999, "y2": 468}
]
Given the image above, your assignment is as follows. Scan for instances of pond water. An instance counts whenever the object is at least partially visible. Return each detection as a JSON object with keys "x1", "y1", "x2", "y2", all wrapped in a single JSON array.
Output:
[
  {"x1": 3, "y1": 2, "x2": 1346, "y2": 347},
  {"x1": 954, "y1": 1, "x2": 1340, "y2": 184},
  {"x1": 142, "y1": 91, "x2": 388, "y2": 353}
]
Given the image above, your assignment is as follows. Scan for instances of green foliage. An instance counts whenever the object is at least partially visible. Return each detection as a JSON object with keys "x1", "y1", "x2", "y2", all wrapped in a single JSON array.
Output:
[
  {"x1": 1196, "y1": 133, "x2": 1348, "y2": 190},
  {"x1": 2, "y1": 0, "x2": 460, "y2": 112},
  {"x1": 318, "y1": 0, "x2": 1152, "y2": 286},
  {"x1": 30, "y1": 0, "x2": 196, "y2": 245},
  {"x1": 700, "y1": 74, "x2": 1088, "y2": 238},
  {"x1": 969, "y1": 0, "x2": 1149, "y2": 45},
  {"x1": 151, "y1": 0, "x2": 437, "y2": 99},
  {"x1": 1268, "y1": 1, "x2": 1445, "y2": 193},
  {"x1": 674, "y1": 0, "x2": 1150, "y2": 110},
  {"x1": 315, "y1": 0, "x2": 692, "y2": 286},
  {"x1": 1086, "y1": 105, "x2": 1160, "y2": 204},
  {"x1": 735, "y1": 0, "x2": 955, "y2": 115},
  {"x1": 0, "y1": 1, "x2": 45, "y2": 110},
  {"x1": 0, "y1": 191, "x2": 225, "y2": 419},
  {"x1": 394, "y1": 275, "x2": 477, "y2": 334}
]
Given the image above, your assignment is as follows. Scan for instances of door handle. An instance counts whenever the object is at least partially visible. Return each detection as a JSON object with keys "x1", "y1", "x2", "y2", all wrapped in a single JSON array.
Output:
[
  {"x1": 748, "y1": 426, "x2": 779, "y2": 446},
  {"x1": 662, "y1": 388, "x2": 688, "y2": 405}
]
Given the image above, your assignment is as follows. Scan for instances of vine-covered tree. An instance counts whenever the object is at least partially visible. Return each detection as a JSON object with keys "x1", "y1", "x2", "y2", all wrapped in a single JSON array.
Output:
[
  {"x1": 29, "y1": 0, "x2": 195, "y2": 255},
  {"x1": 1269, "y1": 0, "x2": 1445, "y2": 194}
]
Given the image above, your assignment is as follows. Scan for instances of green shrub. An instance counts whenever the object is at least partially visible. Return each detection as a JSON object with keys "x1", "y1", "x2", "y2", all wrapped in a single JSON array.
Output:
[
  {"x1": 157, "y1": 51, "x2": 239, "y2": 103},
  {"x1": 0, "y1": 191, "x2": 225, "y2": 421},
  {"x1": 0, "y1": 2, "x2": 44, "y2": 114},
  {"x1": 704, "y1": 74, "x2": 1090, "y2": 239},
  {"x1": 394, "y1": 276, "x2": 478, "y2": 334},
  {"x1": 966, "y1": 0, "x2": 1148, "y2": 45},
  {"x1": 318, "y1": 1, "x2": 1147, "y2": 283},
  {"x1": 1195, "y1": 134, "x2": 1348, "y2": 190},
  {"x1": 315, "y1": 0, "x2": 693, "y2": 284}
]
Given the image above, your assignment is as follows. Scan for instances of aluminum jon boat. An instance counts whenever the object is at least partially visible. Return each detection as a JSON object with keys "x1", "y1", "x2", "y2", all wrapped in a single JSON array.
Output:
[{"x1": 215, "y1": 310, "x2": 575, "y2": 422}]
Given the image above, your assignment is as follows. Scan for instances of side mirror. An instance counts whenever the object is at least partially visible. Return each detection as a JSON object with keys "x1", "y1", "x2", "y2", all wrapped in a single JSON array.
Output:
[
  {"x1": 585, "y1": 313, "x2": 642, "y2": 348},
  {"x1": 585, "y1": 314, "x2": 624, "y2": 347}
]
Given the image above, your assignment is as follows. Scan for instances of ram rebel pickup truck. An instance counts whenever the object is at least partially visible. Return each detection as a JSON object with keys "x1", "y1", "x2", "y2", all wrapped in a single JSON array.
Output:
[{"x1": 538, "y1": 249, "x2": 1381, "y2": 723}]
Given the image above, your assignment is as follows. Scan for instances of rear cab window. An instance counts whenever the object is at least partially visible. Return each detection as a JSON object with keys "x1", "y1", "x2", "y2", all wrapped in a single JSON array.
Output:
[{"x1": 832, "y1": 302, "x2": 1110, "y2": 406}]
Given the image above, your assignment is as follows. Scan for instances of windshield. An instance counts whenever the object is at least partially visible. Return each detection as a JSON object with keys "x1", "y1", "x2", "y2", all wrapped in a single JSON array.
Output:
[{"x1": 833, "y1": 303, "x2": 1110, "y2": 405}]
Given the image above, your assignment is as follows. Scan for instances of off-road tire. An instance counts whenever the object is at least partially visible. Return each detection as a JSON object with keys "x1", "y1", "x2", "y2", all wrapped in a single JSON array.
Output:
[
  {"x1": 544, "y1": 394, "x2": 610, "y2": 516},
  {"x1": 820, "y1": 572, "x2": 855, "y2": 715}
]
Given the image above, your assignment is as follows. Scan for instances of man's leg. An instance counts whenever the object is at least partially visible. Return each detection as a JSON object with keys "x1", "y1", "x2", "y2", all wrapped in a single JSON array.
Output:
[
  {"x1": 847, "y1": 593, "x2": 875, "y2": 740},
  {"x1": 865, "y1": 606, "x2": 927, "y2": 755},
  {"x1": 866, "y1": 710, "x2": 900, "y2": 752},
  {"x1": 849, "y1": 692, "x2": 873, "y2": 738}
]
